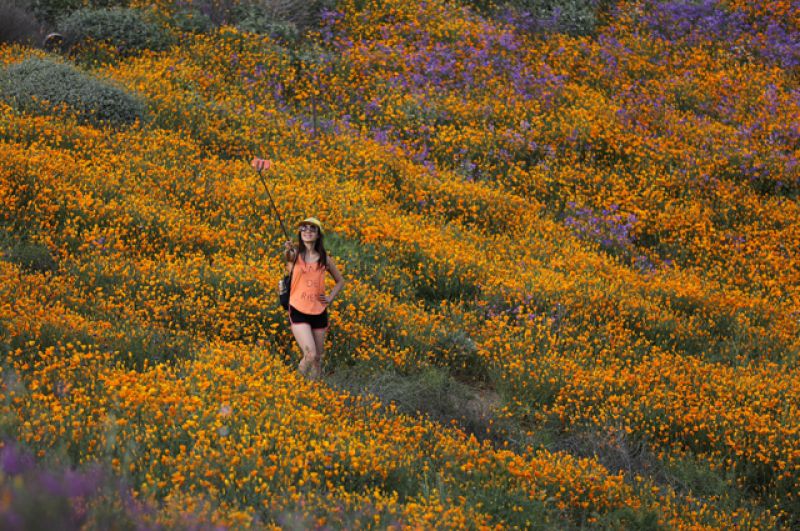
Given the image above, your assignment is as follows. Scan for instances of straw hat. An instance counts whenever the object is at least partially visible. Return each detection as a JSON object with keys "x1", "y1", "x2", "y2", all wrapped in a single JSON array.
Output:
[{"x1": 298, "y1": 217, "x2": 323, "y2": 234}]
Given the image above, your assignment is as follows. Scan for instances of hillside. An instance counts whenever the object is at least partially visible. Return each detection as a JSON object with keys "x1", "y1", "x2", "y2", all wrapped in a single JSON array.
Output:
[{"x1": 1, "y1": 0, "x2": 798, "y2": 528}]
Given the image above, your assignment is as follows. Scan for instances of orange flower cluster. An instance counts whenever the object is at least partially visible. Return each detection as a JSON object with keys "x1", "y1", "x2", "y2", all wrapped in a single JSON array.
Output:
[{"x1": 3, "y1": 260, "x2": 695, "y2": 527}]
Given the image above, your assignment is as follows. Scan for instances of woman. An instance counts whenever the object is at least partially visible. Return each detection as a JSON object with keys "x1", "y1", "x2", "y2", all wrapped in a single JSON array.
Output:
[{"x1": 283, "y1": 217, "x2": 345, "y2": 380}]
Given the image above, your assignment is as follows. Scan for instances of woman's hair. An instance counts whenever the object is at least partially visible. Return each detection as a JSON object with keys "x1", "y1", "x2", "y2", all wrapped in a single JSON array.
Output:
[{"x1": 296, "y1": 230, "x2": 327, "y2": 269}]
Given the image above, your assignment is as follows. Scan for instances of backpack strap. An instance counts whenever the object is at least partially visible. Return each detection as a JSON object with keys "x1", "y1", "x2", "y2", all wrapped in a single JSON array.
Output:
[{"x1": 286, "y1": 247, "x2": 299, "y2": 274}]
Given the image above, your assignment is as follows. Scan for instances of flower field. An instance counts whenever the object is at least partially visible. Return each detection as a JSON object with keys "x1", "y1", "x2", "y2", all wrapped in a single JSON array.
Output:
[{"x1": 1, "y1": 0, "x2": 798, "y2": 527}]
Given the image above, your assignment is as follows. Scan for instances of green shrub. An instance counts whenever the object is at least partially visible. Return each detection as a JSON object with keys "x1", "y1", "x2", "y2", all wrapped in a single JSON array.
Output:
[
  {"x1": 0, "y1": 1, "x2": 41, "y2": 45},
  {"x1": 431, "y1": 322, "x2": 490, "y2": 383},
  {"x1": 595, "y1": 506, "x2": 662, "y2": 530},
  {"x1": 465, "y1": 0, "x2": 613, "y2": 36},
  {"x1": 236, "y1": 0, "x2": 336, "y2": 32},
  {"x1": 5, "y1": 241, "x2": 57, "y2": 273},
  {"x1": 29, "y1": 0, "x2": 81, "y2": 25},
  {"x1": 29, "y1": 0, "x2": 130, "y2": 23},
  {"x1": 518, "y1": 0, "x2": 604, "y2": 36},
  {"x1": 0, "y1": 57, "x2": 145, "y2": 127},
  {"x1": 58, "y1": 7, "x2": 174, "y2": 55},
  {"x1": 170, "y1": 7, "x2": 215, "y2": 34},
  {"x1": 167, "y1": 0, "x2": 334, "y2": 33},
  {"x1": 388, "y1": 249, "x2": 482, "y2": 307},
  {"x1": 236, "y1": 11, "x2": 300, "y2": 42},
  {"x1": 664, "y1": 454, "x2": 740, "y2": 503}
]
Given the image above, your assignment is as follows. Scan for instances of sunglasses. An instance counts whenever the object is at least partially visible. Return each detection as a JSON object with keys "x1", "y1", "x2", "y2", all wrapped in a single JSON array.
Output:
[{"x1": 299, "y1": 225, "x2": 318, "y2": 232}]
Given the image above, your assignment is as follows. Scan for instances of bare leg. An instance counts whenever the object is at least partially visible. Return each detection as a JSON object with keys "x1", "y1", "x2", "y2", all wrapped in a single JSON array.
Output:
[
  {"x1": 310, "y1": 328, "x2": 327, "y2": 379},
  {"x1": 291, "y1": 324, "x2": 319, "y2": 379}
]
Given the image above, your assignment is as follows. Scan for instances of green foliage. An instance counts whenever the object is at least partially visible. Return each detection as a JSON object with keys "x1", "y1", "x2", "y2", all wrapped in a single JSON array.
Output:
[
  {"x1": 29, "y1": 0, "x2": 129, "y2": 25},
  {"x1": 169, "y1": 6, "x2": 215, "y2": 34},
  {"x1": 459, "y1": 0, "x2": 494, "y2": 13},
  {"x1": 455, "y1": 480, "x2": 551, "y2": 528},
  {"x1": 595, "y1": 506, "x2": 662, "y2": 530},
  {"x1": 664, "y1": 454, "x2": 740, "y2": 504},
  {"x1": 0, "y1": 0, "x2": 41, "y2": 45},
  {"x1": 464, "y1": 0, "x2": 613, "y2": 36},
  {"x1": 59, "y1": 7, "x2": 174, "y2": 55},
  {"x1": 29, "y1": 0, "x2": 82, "y2": 25},
  {"x1": 107, "y1": 325, "x2": 197, "y2": 370},
  {"x1": 410, "y1": 253, "x2": 481, "y2": 305},
  {"x1": 5, "y1": 241, "x2": 57, "y2": 273},
  {"x1": 230, "y1": 0, "x2": 305, "y2": 41},
  {"x1": 236, "y1": 10, "x2": 300, "y2": 42},
  {"x1": 520, "y1": 0, "x2": 604, "y2": 36},
  {"x1": 237, "y1": 0, "x2": 336, "y2": 32},
  {"x1": 31, "y1": 322, "x2": 95, "y2": 351},
  {"x1": 0, "y1": 57, "x2": 145, "y2": 127},
  {"x1": 629, "y1": 294, "x2": 794, "y2": 366},
  {"x1": 0, "y1": 165, "x2": 38, "y2": 239},
  {"x1": 147, "y1": 87, "x2": 254, "y2": 159},
  {"x1": 328, "y1": 364, "x2": 498, "y2": 442},
  {"x1": 10, "y1": 317, "x2": 196, "y2": 372},
  {"x1": 430, "y1": 318, "x2": 490, "y2": 383},
  {"x1": 167, "y1": 0, "x2": 335, "y2": 35},
  {"x1": 324, "y1": 232, "x2": 415, "y2": 300}
]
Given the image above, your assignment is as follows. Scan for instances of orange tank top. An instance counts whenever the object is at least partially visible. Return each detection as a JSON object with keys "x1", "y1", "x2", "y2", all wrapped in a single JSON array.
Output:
[{"x1": 289, "y1": 254, "x2": 327, "y2": 315}]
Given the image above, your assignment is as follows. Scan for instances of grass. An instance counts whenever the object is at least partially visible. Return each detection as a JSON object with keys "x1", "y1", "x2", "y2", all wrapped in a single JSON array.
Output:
[{"x1": 326, "y1": 363, "x2": 499, "y2": 443}]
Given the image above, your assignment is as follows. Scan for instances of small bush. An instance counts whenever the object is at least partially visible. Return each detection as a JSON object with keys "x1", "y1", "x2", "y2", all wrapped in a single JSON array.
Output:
[
  {"x1": 6, "y1": 241, "x2": 57, "y2": 273},
  {"x1": 0, "y1": 57, "x2": 145, "y2": 127},
  {"x1": 483, "y1": 0, "x2": 613, "y2": 36},
  {"x1": 177, "y1": 0, "x2": 335, "y2": 33},
  {"x1": 236, "y1": 11, "x2": 300, "y2": 42},
  {"x1": 29, "y1": 0, "x2": 81, "y2": 25},
  {"x1": 664, "y1": 453, "x2": 740, "y2": 502},
  {"x1": 0, "y1": 1, "x2": 41, "y2": 45},
  {"x1": 170, "y1": 7, "x2": 215, "y2": 34},
  {"x1": 237, "y1": 0, "x2": 335, "y2": 32},
  {"x1": 432, "y1": 325, "x2": 491, "y2": 384},
  {"x1": 29, "y1": 0, "x2": 129, "y2": 24},
  {"x1": 555, "y1": 427, "x2": 660, "y2": 478},
  {"x1": 58, "y1": 7, "x2": 173, "y2": 55}
]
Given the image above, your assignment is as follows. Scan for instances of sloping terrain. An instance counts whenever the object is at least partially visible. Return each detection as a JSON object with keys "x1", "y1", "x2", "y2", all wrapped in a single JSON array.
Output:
[{"x1": 1, "y1": 0, "x2": 798, "y2": 527}]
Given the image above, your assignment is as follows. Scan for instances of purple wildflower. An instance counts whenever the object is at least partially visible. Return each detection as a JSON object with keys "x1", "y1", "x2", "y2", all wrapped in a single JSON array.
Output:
[{"x1": 0, "y1": 443, "x2": 34, "y2": 475}]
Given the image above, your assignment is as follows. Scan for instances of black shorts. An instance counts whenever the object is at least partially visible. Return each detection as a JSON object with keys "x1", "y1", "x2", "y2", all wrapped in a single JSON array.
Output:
[{"x1": 289, "y1": 305, "x2": 329, "y2": 329}]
